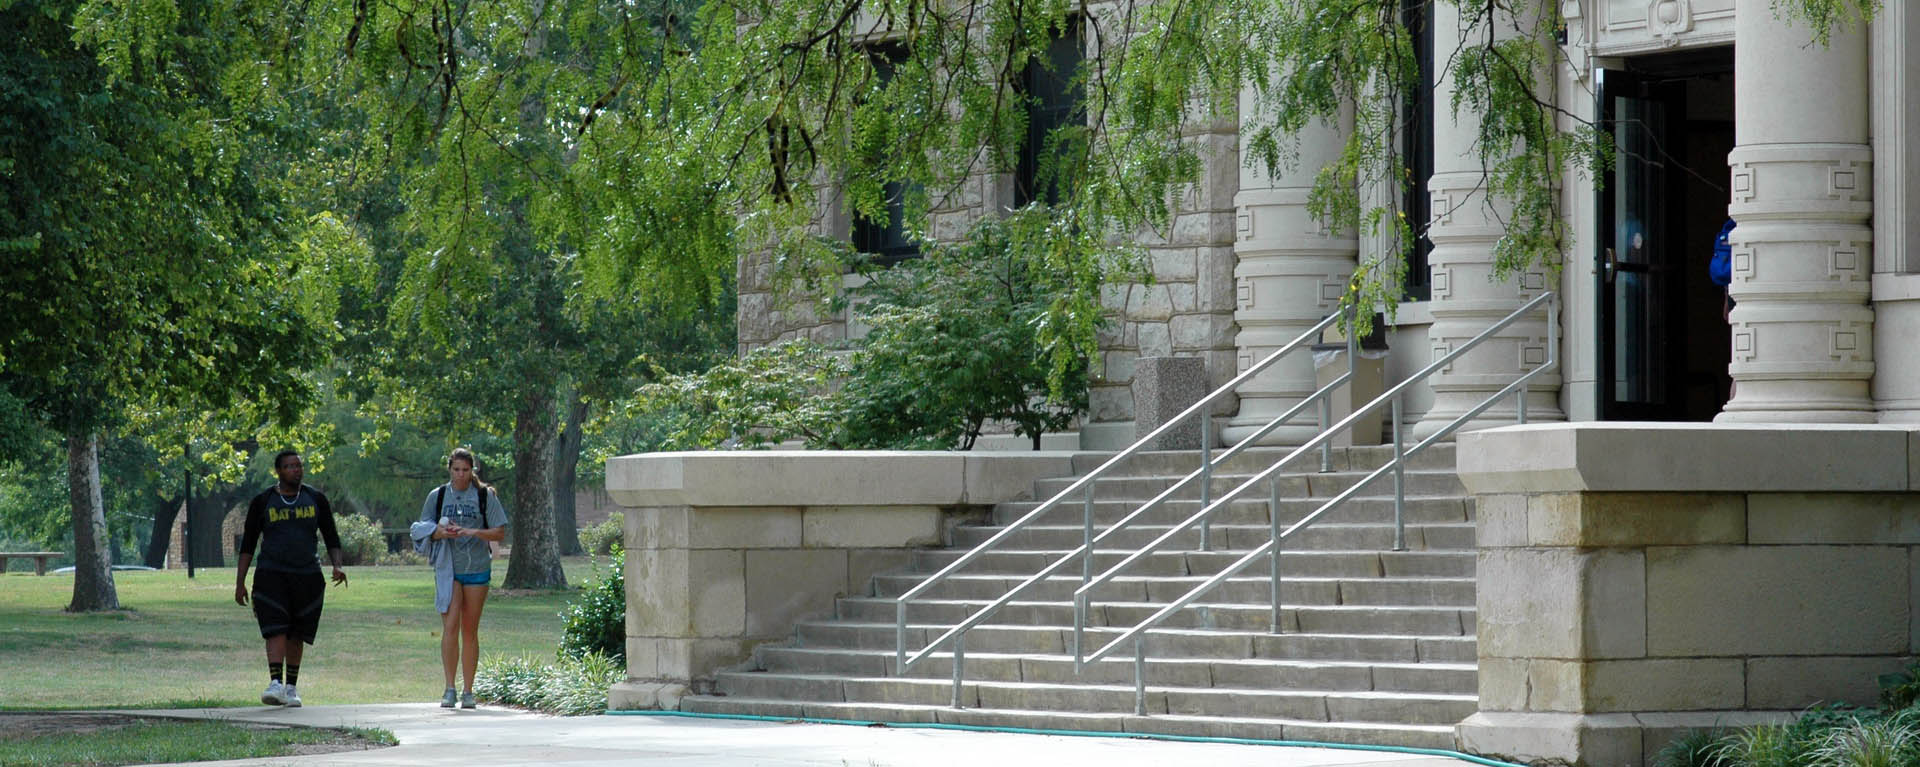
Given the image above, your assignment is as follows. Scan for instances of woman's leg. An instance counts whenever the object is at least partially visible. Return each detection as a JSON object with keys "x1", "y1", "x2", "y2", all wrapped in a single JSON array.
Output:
[
  {"x1": 440, "y1": 598, "x2": 462, "y2": 690},
  {"x1": 457, "y1": 583, "x2": 489, "y2": 692}
]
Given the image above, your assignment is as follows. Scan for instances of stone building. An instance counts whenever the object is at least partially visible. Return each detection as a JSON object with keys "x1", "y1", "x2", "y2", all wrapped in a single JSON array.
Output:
[
  {"x1": 634, "y1": 3, "x2": 1920, "y2": 764},
  {"x1": 736, "y1": 0, "x2": 1920, "y2": 444}
]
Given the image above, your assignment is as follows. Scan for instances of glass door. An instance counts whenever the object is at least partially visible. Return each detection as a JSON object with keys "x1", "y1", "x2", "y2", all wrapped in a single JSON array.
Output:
[{"x1": 1598, "y1": 70, "x2": 1675, "y2": 421}]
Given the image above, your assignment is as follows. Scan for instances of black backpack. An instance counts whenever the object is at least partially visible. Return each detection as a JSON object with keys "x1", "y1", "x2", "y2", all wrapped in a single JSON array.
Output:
[{"x1": 433, "y1": 483, "x2": 492, "y2": 529}]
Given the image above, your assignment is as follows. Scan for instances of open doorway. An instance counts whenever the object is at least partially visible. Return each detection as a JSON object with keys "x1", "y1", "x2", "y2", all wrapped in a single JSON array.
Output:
[{"x1": 1597, "y1": 48, "x2": 1734, "y2": 422}]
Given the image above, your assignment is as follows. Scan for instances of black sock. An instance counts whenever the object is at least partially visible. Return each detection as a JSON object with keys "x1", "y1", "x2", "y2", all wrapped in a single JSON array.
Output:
[
  {"x1": 269, "y1": 662, "x2": 283, "y2": 683},
  {"x1": 286, "y1": 664, "x2": 300, "y2": 686}
]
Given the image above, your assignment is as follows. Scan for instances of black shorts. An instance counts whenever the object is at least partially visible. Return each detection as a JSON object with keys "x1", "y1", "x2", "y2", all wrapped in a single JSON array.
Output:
[{"x1": 252, "y1": 569, "x2": 326, "y2": 644}]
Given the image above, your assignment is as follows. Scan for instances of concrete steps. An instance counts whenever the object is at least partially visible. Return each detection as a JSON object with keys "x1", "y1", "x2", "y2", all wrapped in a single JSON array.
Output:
[{"x1": 678, "y1": 442, "x2": 1476, "y2": 750}]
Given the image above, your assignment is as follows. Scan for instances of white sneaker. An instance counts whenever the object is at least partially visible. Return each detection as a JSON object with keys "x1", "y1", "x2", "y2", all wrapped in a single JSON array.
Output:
[
  {"x1": 262, "y1": 680, "x2": 289, "y2": 706},
  {"x1": 283, "y1": 684, "x2": 302, "y2": 707}
]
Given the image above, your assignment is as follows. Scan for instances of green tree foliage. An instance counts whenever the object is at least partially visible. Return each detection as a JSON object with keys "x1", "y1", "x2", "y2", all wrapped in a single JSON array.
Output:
[
  {"x1": 611, "y1": 212, "x2": 1095, "y2": 451},
  {"x1": 1, "y1": 0, "x2": 335, "y2": 609}
]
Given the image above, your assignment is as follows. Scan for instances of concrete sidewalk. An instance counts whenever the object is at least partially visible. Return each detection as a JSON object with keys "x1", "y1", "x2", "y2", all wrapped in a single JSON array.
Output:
[{"x1": 117, "y1": 703, "x2": 1493, "y2": 767}]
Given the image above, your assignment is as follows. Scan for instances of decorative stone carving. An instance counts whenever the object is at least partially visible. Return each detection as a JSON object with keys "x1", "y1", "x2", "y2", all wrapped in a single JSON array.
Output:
[{"x1": 1647, "y1": 0, "x2": 1694, "y2": 44}]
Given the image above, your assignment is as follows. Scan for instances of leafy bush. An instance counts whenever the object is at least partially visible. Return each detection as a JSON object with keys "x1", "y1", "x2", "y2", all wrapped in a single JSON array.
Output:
[
  {"x1": 577, "y1": 512, "x2": 625, "y2": 557},
  {"x1": 558, "y1": 549, "x2": 625, "y2": 665},
  {"x1": 619, "y1": 211, "x2": 1097, "y2": 451},
  {"x1": 473, "y1": 651, "x2": 623, "y2": 716},
  {"x1": 328, "y1": 513, "x2": 386, "y2": 566},
  {"x1": 1808, "y1": 709, "x2": 1920, "y2": 767},
  {"x1": 1715, "y1": 723, "x2": 1818, "y2": 767},
  {"x1": 376, "y1": 549, "x2": 425, "y2": 566},
  {"x1": 1880, "y1": 661, "x2": 1920, "y2": 711},
  {"x1": 1655, "y1": 728, "x2": 1730, "y2": 767}
]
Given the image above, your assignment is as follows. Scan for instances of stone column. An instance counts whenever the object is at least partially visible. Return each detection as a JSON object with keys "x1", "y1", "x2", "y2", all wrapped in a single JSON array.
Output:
[
  {"x1": 1717, "y1": 1, "x2": 1875, "y2": 423},
  {"x1": 1221, "y1": 94, "x2": 1355, "y2": 447},
  {"x1": 1411, "y1": 1, "x2": 1563, "y2": 442}
]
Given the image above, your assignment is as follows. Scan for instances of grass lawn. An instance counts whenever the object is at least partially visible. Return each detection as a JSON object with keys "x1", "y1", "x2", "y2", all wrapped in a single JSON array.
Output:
[
  {"x1": 0, "y1": 717, "x2": 395, "y2": 767},
  {"x1": 0, "y1": 557, "x2": 612, "y2": 710}
]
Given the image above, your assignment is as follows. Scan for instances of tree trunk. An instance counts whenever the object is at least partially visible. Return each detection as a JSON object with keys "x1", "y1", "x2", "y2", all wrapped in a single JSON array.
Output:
[
  {"x1": 142, "y1": 494, "x2": 182, "y2": 569},
  {"x1": 66, "y1": 428, "x2": 119, "y2": 612},
  {"x1": 503, "y1": 388, "x2": 567, "y2": 589},
  {"x1": 187, "y1": 485, "x2": 251, "y2": 568},
  {"x1": 551, "y1": 396, "x2": 588, "y2": 556}
]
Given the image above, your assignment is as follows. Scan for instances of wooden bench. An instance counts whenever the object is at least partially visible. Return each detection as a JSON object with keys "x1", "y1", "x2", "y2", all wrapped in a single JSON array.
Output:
[{"x1": 0, "y1": 552, "x2": 65, "y2": 575}]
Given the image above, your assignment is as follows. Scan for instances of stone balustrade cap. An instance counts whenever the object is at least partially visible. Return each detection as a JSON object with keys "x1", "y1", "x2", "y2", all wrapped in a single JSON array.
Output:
[
  {"x1": 605, "y1": 450, "x2": 1085, "y2": 508},
  {"x1": 1457, "y1": 422, "x2": 1920, "y2": 494}
]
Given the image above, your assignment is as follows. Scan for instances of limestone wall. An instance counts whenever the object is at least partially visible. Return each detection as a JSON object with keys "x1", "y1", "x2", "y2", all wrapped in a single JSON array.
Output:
[
  {"x1": 1456, "y1": 423, "x2": 1920, "y2": 767},
  {"x1": 602, "y1": 450, "x2": 1080, "y2": 708}
]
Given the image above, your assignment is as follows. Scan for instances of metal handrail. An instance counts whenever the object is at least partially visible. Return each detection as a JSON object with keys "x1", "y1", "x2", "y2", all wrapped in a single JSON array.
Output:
[
  {"x1": 893, "y1": 304, "x2": 1359, "y2": 689},
  {"x1": 1072, "y1": 291, "x2": 1559, "y2": 714}
]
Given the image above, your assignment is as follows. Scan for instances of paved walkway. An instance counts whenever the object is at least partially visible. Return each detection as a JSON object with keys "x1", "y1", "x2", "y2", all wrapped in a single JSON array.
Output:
[{"x1": 117, "y1": 703, "x2": 1489, "y2": 767}]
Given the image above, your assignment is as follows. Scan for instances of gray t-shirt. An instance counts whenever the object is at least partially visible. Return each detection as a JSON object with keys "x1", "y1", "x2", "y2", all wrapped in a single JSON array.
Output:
[{"x1": 418, "y1": 483, "x2": 509, "y2": 576}]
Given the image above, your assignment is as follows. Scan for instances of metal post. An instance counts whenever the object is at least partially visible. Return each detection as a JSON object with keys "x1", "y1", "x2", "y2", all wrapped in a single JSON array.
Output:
[
  {"x1": 183, "y1": 444, "x2": 193, "y2": 579},
  {"x1": 1082, "y1": 487, "x2": 1094, "y2": 586},
  {"x1": 1318, "y1": 397, "x2": 1334, "y2": 473},
  {"x1": 1391, "y1": 396, "x2": 1407, "y2": 552},
  {"x1": 1073, "y1": 595, "x2": 1086, "y2": 666},
  {"x1": 951, "y1": 632, "x2": 966, "y2": 709},
  {"x1": 896, "y1": 602, "x2": 907, "y2": 673},
  {"x1": 1269, "y1": 474, "x2": 1284, "y2": 634},
  {"x1": 1198, "y1": 406, "x2": 1213, "y2": 552},
  {"x1": 1133, "y1": 638, "x2": 1147, "y2": 716}
]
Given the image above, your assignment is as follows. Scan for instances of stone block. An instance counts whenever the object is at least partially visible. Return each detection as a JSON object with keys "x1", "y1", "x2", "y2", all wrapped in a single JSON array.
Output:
[
  {"x1": 1746, "y1": 656, "x2": 1911, "y2": 709},
  {"x1": 630, "y1": 636, "x2": 694, "y2": 680},
  {"x1": 690, "y1": 549, "x2": 746, "y2": 636},
  {"x1": 1477, "y1": 494, "x2": 1528, "y2": 547},
  {"x1": 1127, "y1": 284, "x2": 1176, "y2": 321},
  {"x1": 626, "y1": 506, "x2": 689, "y2": 550},
  {"x1": 1585, "y1": 659, "x2": 1746, "y2": 712},
  {"x1": 745, "y1": 549, "x2": 850, "y2": 636},
  {"x1": 625, "y1": 637, "x2": 662, "y2": 680},
  {"x1": 608, "y1": 681, "x2": 689, "y2": 710},
  {"x1": 1131, "y1": 356, "x2": 1208, "y2": 450},
  {"x1": 1477, "y1": 548, "x2": 1646, "y2": 660},
  {"x1": 690, "y1": 638, "x2": 758, "y2": 682},
  {"x1": 1197, "y1": 247, "x2": 1238, "y2": 312},
  {"x1": 607, "y1": 451, "x2": 968, "y2": 507},
  {"x1": 628, "y1": 547, "x2": 691, "y2": 636},
  {"x1": 1646, "y1": 545, "x2": 1908, "y2": 656},
  {"x1": 1151, "y1": 249, "x2": 1198, "y2": 282},
  {"x1": 1455, "y1": 711, "x2": 1644, "y2": 767},
  {"x1": 802, "y1": 506, "x2": 944, "y2": 548},
  {"x1": 688, "y1": 507, "x2": 802, "y2": 549},
  {"x1": 1170, "y1": 313, "x2": 1236, "y2": 351},
  {"x1": 1524, "y1": 660, "x2": 1586, "y2": 712},
  {"x1": 1526, "y1": 492, "x2": 1747, "y2": 547},
  {"x1": 1103, "y1": 350, "x2": 1138, "y2": 383},
  {"x1": 1478, "y1": 657, "x2": 1529, "y2": 711},
  {"x1": 1090, "y1": 385, "x2": 1134, "y2": 422},
  {"x1": 1748, "y1": 493, "x2": 1920, "y2": 544},
  {"x1": 1457, "y1": 423, "x2": 1911, "y2": 494},
  {"x1": 1139, "y1": 323, "x2": 1173, "y2": 358}
]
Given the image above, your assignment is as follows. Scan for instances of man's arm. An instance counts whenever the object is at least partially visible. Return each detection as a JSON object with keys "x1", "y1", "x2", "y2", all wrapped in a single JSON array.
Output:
[
  {"x1": 235, "y1": 496, "x2": 264, "y2": 606},
  {"x1": 314, "y1": 491, "x2": 348, "y2": 586}
]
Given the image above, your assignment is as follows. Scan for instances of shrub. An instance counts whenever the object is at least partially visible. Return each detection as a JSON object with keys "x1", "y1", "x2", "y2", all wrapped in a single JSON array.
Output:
[
  {"x1": 1809, "y1": 710, "x2": 1920, "y2": 767},
  {"x1": 620, "y1": 211, "x2": 1098, "y2": 451},
  {"x1": 1655, "y1": 728, "x2": 1730, "y2": 767},
  {"x1": 1880, "y1": 661, "x2": 1920, "y2": 711},
  {"x1": 375, "y1": 549, "x2": 426, "y2": 567},
  {"x1": 474, "y1": 651, "x2": 622, "y2": 716},
  {"x1": 328, "y1": 513, "x2": 385, "y2": 566},
  {"x1": 1716, "y1": 723, "x2": 1820, "y2": 767},
  {"x1": 558, "y1": 548, "x2": 625, "y2": 665},
  {"x1": 578, "y1": 513, "x2": 624, "y2": 557}
]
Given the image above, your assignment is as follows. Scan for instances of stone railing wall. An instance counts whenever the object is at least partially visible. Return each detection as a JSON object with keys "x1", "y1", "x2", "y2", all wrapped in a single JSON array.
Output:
[
  {"x1": 602, "y1": 450, "x2": 1079, "y2": 709},
  {"x1": 1454, "y1": 423, "x2": 1920, "y2": 767}
]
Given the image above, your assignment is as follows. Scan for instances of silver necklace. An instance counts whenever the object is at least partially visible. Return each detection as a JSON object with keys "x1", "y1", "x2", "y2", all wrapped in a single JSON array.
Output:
[{"x1": 276, "y1": 488, "x2": 301, "y2": 506}]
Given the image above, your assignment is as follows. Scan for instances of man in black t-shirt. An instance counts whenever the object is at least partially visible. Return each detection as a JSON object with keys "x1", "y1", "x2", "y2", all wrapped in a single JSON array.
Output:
[{"x1": 235, "y1": 450, "x2": 348, "y2": 707}]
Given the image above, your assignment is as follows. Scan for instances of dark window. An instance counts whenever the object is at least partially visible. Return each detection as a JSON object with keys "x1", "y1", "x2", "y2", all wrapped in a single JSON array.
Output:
[
  {"x1": 852, "y1": 44, "x2": 921, "y2": 265},
  {"x1": 1400, "y1": 0, "x2": 1434, "y2": 301},
  {"x1": 1015, "y1": 21, "x2": 1085, "y2": 209}
]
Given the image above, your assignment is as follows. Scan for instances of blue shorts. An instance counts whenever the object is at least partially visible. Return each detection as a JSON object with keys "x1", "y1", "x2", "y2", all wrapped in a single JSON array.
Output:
[{"x1": 453, "y1": 571, "x2": 491, "y2": 586}]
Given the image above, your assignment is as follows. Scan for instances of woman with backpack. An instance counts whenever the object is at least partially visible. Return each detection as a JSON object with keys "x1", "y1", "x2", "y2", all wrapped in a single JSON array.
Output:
[{"x1": 408, "y1": 448, "x2": 509, "y2": 709}]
